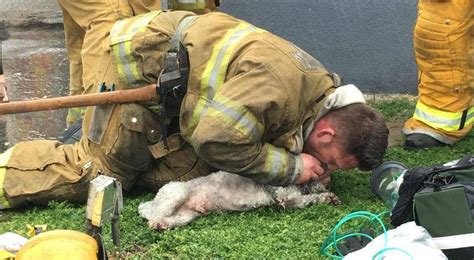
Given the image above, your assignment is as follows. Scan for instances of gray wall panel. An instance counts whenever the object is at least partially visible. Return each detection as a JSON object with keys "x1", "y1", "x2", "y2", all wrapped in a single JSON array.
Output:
[
  {"x1": 220, "y1": 0, "x2": 419, "y2": 93},
  {"x1": 0, "y1": 0, "x2": 419, "y2": 94}
]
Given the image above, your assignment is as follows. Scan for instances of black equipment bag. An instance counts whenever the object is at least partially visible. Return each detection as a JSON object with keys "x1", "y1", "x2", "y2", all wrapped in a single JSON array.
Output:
[{"x1": 390, "y1": 154, "x2": 474, "y2": 259}]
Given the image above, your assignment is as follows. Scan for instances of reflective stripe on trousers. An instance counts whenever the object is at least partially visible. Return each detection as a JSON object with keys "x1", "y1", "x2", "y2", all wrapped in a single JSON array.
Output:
[{"x1": 413, "y1": 100, "x2": 474, "y2": 132}]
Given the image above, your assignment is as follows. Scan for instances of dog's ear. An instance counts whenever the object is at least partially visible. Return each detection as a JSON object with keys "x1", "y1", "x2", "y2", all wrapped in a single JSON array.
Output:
[
  {"x1": 297, "y1": 183, "x2": 311, "y2": 195},
  {"x1": 275, "y1": 198, "x2": 287, "y2": 209},
  {"x1": 297, "y1": 180, "x2": 328, "y2": 194},
  {"x1": 306, "y1": 180, "x2": 327, "y2": 193}
]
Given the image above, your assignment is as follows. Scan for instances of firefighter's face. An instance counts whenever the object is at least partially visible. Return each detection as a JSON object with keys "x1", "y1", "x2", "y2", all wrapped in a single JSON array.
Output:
[
  {"x1": 304, "y1": 118, "x2": 358, "y2": 174},
  {"x1": 306, "y1": 140, "x2": 358, "y2": 173}
]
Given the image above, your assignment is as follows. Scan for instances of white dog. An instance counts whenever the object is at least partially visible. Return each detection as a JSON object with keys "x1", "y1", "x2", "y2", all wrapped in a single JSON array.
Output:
[{"x1": 139, "y1": 171, "x2": 341, "y2": 231}]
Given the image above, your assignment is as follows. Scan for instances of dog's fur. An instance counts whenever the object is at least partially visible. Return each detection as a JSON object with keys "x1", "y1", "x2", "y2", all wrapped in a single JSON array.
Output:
[{"x1": 139, "y1": 171, "x2": 341, "y2": 231}]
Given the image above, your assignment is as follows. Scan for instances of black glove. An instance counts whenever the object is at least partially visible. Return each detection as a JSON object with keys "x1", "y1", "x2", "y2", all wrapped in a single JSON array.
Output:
[
  {"x1": 336, "y1": 228, "x2": 374, "y2": 256},
  {"x1": 58, "y1": 118, "x2": 83, "y2": 144}
]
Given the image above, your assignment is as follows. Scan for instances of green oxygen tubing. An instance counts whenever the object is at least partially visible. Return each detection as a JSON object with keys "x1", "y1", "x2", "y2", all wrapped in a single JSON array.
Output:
[{"x1": 320, "y1": 210, "x2": 413, "y2": 259}]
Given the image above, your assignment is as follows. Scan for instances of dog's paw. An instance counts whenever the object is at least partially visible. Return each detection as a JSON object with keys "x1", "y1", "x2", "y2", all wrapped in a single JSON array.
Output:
[
  {"x1": 300, "y1": 181, "x2": 329, "y2": 194},
  {"x1": 322, "y1": 192, "x2": 342, "y2": 206},
  {"x1": 194, "y1": 204, "x2": 209, "y2": 214},
  {"x1": 148, "y1": 220, "x2": 168, "y2": 232}
]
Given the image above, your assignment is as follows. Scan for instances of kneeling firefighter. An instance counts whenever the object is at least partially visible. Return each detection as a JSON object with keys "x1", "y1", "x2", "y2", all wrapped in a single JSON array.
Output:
[{"x1": 0, "y1": 0, "x2": 387, "y2": 221}]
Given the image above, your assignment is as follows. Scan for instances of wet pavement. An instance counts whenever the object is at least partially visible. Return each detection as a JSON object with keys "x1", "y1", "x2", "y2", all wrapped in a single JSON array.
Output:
[
  {"x1": 0, "y1": 23, "x2": 69, "y2": 151},
  {"x1": 0, "y1": 0, "x2": 62, "y2": 27}
]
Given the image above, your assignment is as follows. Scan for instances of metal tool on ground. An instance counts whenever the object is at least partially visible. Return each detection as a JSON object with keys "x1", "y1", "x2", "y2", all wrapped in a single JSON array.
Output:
[
  {"x1": 11, "y1": 176, "x2": 122, "y2": 259},
  {"x1": 86, "y1": 175, "x2": 123, "y2": 250}
]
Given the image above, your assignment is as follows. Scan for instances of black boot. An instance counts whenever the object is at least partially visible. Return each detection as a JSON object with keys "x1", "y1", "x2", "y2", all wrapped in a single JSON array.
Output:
[
  {"x1": 404, "y1": 133, "x2": 446, "y2": 150},
  {"x1": 58, "y1": 118, "x2": 83, "y2": 144}
]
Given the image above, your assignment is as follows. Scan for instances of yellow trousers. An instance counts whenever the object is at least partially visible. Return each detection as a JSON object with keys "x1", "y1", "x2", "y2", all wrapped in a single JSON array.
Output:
[
  {"x1": 403, "y1": 0, "x2": 474, "y2": 144},
  {"x1": 62, "y1": 0, "x2": 158, "y2": 125}
]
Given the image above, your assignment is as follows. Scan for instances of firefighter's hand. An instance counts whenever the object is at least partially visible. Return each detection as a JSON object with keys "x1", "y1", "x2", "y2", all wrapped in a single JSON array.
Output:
[{"x1": 297, "y1": 153, "x2": 327, "y2": 184}]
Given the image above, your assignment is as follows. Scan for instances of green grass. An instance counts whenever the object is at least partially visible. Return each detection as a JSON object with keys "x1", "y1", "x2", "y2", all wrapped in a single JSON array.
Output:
[
  {"x1": 370, "y1": 97, "x2": 416, "y2": 121},
  {"x1": 1, "y1": 98, "x2": 472, "y2": 259}
]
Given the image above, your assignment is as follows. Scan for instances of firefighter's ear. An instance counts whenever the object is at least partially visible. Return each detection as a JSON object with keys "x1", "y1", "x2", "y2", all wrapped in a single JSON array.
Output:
[
  {"x1": 314, "y1": 118, "x2": 335, "y2": 144},
  {"x1": 316, "y1": 128, "x2": 335, "y2": 144}
]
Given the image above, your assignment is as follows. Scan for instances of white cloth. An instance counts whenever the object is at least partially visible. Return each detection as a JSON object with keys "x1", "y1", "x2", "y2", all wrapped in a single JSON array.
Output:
[
  {"x1": 303, "y1": 84, "x2": 366, "y2": 141},
  {"x1": 433, "y1": 233, "x2": 474, "y2": 250},
  {"x1": 344, "y1": 222, "x2": 447, "y2": 260},
  {"x1": 0, "y1": 232, "x2": 28, "y2": 254}
]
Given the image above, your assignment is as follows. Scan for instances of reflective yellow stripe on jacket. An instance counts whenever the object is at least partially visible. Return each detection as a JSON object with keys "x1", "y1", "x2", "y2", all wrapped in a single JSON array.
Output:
[
  {"x1": 0, "y1": 147, "x2": 14, "y2": 209},
  {"x1": 413, "y1": 100, "x2": 474, "y2": 132},
  {"x1": 188, "y1": 22, "x2": 265, "y2": 139},
  {"x1": 187, "y1": 22, "x2": 294, "y2": 182},
  {"x1": 262, "y1": 147, "x2": 291, "y2": 184},
  {"x1": 109, "y1": 11, "x2": 162, "y2": 87},
  {"x1": 208, "y1": 93, "x2": 264, "y2": 142},
  {"x1": 170, "y1": 0, "x2": 207, "y2": 10}
]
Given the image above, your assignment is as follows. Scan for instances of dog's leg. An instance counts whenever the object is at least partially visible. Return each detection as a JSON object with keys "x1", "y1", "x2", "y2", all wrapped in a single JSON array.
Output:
[
  {"x1": 269, "y1": 186, "x2": 300, "y2": 208},
  {"x1": 305, "y1": 181, "x2": 330, "y2": 194},
  {"x1": 154, "y1": 182, "x2": 191, "y2": 217},
  {"x1": 288, "y1": 192, "x2": 342, "y2": 208},
  {"x1": 152, "y1": 208, "x2": 202, "y2": 230},
  {"x1": 139, "y1": 182, "x2": 190, "y2": 222}
]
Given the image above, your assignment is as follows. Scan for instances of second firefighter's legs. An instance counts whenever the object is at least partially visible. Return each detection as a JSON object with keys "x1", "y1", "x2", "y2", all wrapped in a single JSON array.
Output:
[{"x1": 403, "y1": 0, "x2": 473, "y2": 149}]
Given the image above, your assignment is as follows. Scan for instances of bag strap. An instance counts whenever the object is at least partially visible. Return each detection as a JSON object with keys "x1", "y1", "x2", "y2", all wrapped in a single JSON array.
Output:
[
  {"x1": 157, "y1": 15, "x2": 197, "y2": 113},
  {"x1": 155, "y1": 15, "x2": 197, "y2": 149},
  {"x1": 423, "y1": 154, "x2": 474, "y2": 177}
]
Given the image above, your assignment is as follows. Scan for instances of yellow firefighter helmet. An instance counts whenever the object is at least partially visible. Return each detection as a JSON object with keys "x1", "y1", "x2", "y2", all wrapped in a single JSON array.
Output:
[{"x1": 15, "y1": 230, "x2": 98, "y2": 260}]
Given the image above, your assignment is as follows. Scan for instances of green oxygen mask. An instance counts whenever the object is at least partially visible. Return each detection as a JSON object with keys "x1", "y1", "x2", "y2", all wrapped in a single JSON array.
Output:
[{"x1": 370, "y1": 161, "x2": 408, "y2": 209}]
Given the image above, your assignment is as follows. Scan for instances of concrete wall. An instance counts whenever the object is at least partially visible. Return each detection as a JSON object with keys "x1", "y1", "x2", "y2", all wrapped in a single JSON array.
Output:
[{"x1": 220, "y1": 0, "x2": 419, "y2": 94}]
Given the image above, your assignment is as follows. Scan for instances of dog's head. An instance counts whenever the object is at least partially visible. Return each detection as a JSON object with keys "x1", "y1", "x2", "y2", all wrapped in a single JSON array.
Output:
[{"x1": 297, "y1": 180, "x2": 328, "y2": 195}]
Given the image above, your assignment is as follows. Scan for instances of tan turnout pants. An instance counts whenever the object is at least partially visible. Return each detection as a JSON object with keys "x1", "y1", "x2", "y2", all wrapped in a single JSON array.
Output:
[
  {"x1": 403, "y1": 0, "x2": 473, "y2": 144},
  {"x1": 63, "y1": 0, "x2": 163, "y2": 125},
  {"x1": 0, "y1": 0, "x2": 213, "y2": 209}
]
